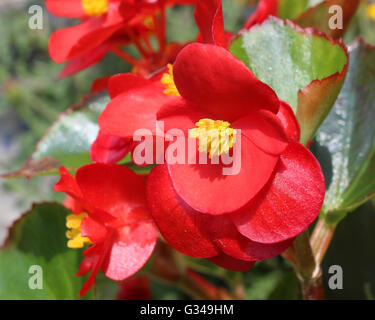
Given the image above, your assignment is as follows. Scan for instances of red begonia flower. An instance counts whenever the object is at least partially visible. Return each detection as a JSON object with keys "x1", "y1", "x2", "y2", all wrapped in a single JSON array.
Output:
[
  {"x1": 47, "y1": 0, "x2": 133, "y2": 63},
  {"x1": 145, "y1": 42, "x2": 325, "y2": 267},
  {"x1": 95, "y1": 69, "x2": 179, "y2": 163},
  {"x1": 54, "y1": 163, "x2": 158, "y2": 297},
  {"x1": 243, "y1": 0, "x2": 278, "y2": 30}
]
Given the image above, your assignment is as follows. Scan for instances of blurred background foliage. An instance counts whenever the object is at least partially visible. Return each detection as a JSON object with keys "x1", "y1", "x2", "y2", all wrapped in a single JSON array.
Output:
[{"x1": 0, "y1": 0, "x2": 374, "y2": 299}]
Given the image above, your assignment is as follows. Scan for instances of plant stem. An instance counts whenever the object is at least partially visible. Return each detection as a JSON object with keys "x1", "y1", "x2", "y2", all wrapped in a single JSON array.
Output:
[
  {"x1": 292, "y1": 230, "x2": 325, "y2": 300},
  {"x1": 311, "y1": 218, "x2": 336, "y2": 265}
]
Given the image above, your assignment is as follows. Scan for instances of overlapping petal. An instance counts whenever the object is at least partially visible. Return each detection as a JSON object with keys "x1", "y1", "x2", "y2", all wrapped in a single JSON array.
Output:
[{"x1": 231, "y1": 141, "x2": 325, "y2": 244}]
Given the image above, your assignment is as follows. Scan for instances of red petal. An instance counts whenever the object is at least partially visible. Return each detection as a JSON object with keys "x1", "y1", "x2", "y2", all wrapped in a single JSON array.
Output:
[
  {"x1": 173, "y1": 43, "x2": 280, "y2": 122},
  {"x1": 48, "y1": 18, "x2": 121, "y2": 63},
  {"x1": 98, "y1": 83, "x2": 174, "y2": 138},
  {"x1": 63, "y1": 196, "x2": 85, "y2": 214},
  {"x1": 194, "y1": 0, "x2": 228, "y2": 48},
  {"x1": 231, "y1": 141, "x2": 325, "y2": 244},
  {"x1": 167, "y1": 132, "x2": 279, "y2": 215},
  {"x1": 81, "y1": 216, "x2": 108, "y2": 243},
  {"x1": 54, "y1": 167, "x2": 83, "y2": 199},
  {"x1": 234, "y1": 110, "x2": 288, "y2": 156},
  {"x1": 277, "y1": 101, "x2": 301, "y2": 142},
  {"x1": 75, "y1": 164, "x2": 147, "y2": 217},
  {"x1": 46, "y1": 0, "x2": 85, "y2": 18},
  {"x1": 108, "y1": 73, "x2": 154, "y2": 99},
  {"x1": 58, "y1": 42, "x2": 110, "y2": 79},
  {"x1": 90, "y1": 131, "x2": 132, "y2": 164},
  {"x1": 102, "y1": 222, "x2": 157, "y2": 281},
  {"x1": 243, "y1": 0, "x2": 278, "y2": 30},
  {"x1": 208, "y1": 253, "x2": 255, "y2": 272},
  {"x1": 146, "y1": 165, "x2": 219, "y2": 258},
  {"x1": 205, "y1": 214, "x2": 294, "y2": 261}
]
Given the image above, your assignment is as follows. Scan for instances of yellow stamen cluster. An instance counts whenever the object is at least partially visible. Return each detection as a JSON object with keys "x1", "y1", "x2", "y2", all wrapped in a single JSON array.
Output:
[
  {"x1": 367, "y1": 4, "x2": 375, "y2": 20},
  {"x1": 189, "y1": 119, "x2": 237, "y2": 158},
  {"x1": 66, "y1": 213, "x2": 92, "y2": 249},
  {"x1": 161, "y1": 64, "x2": 180, "y2": 96},
  {"x1": 82, "y1": 0, "x2": 108, "y2": 17}
]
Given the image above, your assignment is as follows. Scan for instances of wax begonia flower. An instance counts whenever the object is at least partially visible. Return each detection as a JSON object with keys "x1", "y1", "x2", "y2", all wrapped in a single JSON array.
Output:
[
  {"x1": 46, "y1": 0, "x2": 196, "y2": 77},
  {"x1": 54, "y1": 163, "x2": 158, "y2": 297},
  {"x1": 143, "y1": 43, "x2": 325, "y2": 269}
]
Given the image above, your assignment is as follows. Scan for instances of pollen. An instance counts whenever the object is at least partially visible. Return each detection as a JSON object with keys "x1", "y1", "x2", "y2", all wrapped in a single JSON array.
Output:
[
  {"x1": 189, "y1": 119, "x2": 237, "y2": 158},
  {"x1": 82, "y1": 0, "x2": 108, "y2": 17},
  {"x1": 367, "y1": 4, "x2": 375, "y2": 20},
  {"x1": 66, "y1": 213, "x2": 92, "y2": 249},
  {"x1": 161, "y1": 64, "x2": 180, "y2": 96}
]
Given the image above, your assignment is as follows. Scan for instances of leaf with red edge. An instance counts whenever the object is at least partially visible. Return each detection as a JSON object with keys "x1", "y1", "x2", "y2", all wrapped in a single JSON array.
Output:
[
  {"x1": 311, "y1": 39, "x2": 375, "y2": 224},
  {"x1": 230, "y1": 17, "x2": 348, "y2": 145},
  {"x1": 2, "y1": 92, "x2": 110, "y2": 178}
]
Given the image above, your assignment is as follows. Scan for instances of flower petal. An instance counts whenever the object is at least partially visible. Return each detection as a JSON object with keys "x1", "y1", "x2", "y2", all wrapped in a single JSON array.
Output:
[
  {"x1": 231, "y1": 141, "x2": 325, "y2": 244},
  {"x1": 208, "y1": 253, "x2": 255, "y2": 272},
  {"x1": 46, "y1": 0, "x2": 86, "y2": 18},
  {"x1": 167, "y1": 132, "x2": 279, "y2": 215},
  {"x1": 90, "y1": 131, "x2": 132, "y2": 164},
  {"x1": 147, "y1": 165, "x2": 219, "y2": 258},
  {"x1": 102, "y1": 224, "x2": 157, "y2": 281},
  {"x1": 243, "y1": 0, "x2": 278, "y2": 30},
  {"x1": 205, "y1": 214, "x2": 294, "y2": 261},
  {"x1": 277, "y1": 101, "x2": 301, "y2": 142},
  {"x1": 75, "y1": 164, "x2": 147, "y2": 216},
  {"x1": 173, "y1": 43, "x2": 280, "y2": 122},
  {"x1": 98, "y1": 83, "x2": 175, "y2": 138},
  {"x1": 234, "y1": 110, "x2": 288, "y2": 156},
  {"x1": 194, "y1": 0, "x2": 228, "y2": 48}
]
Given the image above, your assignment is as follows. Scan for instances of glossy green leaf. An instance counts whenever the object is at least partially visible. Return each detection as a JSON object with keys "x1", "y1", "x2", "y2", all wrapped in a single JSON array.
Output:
[
  {"x1": 3, "y1": 92, "x2": 110, "y2": 178},
  {"x1": 311, "y1": 39, "x2": 375, "y2": 224},
  {"x1": 278, "y1": 0, "x2": 309, "y2": 20},
  {"x1": 230, "y1": 17, "x2": 348, "y2": 144},
  {"x1": 0, "y1": 203, "x2": 93, "y2": 299}
]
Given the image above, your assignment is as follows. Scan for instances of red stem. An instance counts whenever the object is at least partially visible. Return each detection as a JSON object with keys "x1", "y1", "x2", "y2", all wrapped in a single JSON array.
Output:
[{"x1": 111, "y1": 46, "x2": 139, "y2": 66}]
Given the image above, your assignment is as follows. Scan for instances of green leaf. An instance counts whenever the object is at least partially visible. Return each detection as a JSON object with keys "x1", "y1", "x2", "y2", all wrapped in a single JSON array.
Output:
[
  {"x1": 293, "y1": 0, "x2": 360, "y2": 39},
  {"x1": 0, "y1": 203, "x2": 93, "y2": 300},
  {"x1": 2, "y1": 92, "x2": 110, "y2": 178},
  {"x1": 230, "y1": 17, "x2": 348, "y2": 144},
  {"x1": 278, "y1": 0, "x2": 309, "y2": 20},
  {"x1": 311, "y1": 39, "x2": 375, "y2": 224}
]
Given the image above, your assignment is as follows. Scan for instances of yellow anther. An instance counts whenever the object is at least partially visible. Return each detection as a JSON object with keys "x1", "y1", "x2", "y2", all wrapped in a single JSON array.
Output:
[
  {"x1": 367, "y1": 4, "x2": 375, "y2": 20},
  {"x1": 66, "y1": 213, "x2": 92, "y2": 249},
  {"x1": 189, "y1": 119, "x2": 237, "y2": 158},
  {"x1": 161, "y1": 64, "x2": 180, "y2": 97},
  {"x1": 82, "y1": 0, "x2": 108, "y2": 17}
]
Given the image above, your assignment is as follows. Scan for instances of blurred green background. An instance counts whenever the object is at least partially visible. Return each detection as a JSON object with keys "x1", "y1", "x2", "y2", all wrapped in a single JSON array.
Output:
[{"x1": 0, "y1": 0, "x2": 374, "y2": 299}]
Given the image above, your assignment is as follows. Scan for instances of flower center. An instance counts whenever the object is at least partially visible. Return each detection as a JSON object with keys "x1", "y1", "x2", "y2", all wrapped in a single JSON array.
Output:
[
  {"x1": 189, "y1": 119, "x2": 237, "y2": 158},
  {"x1": 82, "y1": 0, "x2": 108, "y2": 17},
  {"x1": 66, "y1": 213, "x2": 92, "y2": 249},
  {"x1": 161, "y1": 64, "x2": 180, "y2": 96}
]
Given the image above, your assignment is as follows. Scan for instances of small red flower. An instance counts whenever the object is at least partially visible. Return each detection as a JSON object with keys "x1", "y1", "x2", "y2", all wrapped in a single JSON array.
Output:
[{"x1": 54, "y1": 163, "x2": 158, "y2": 297}]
